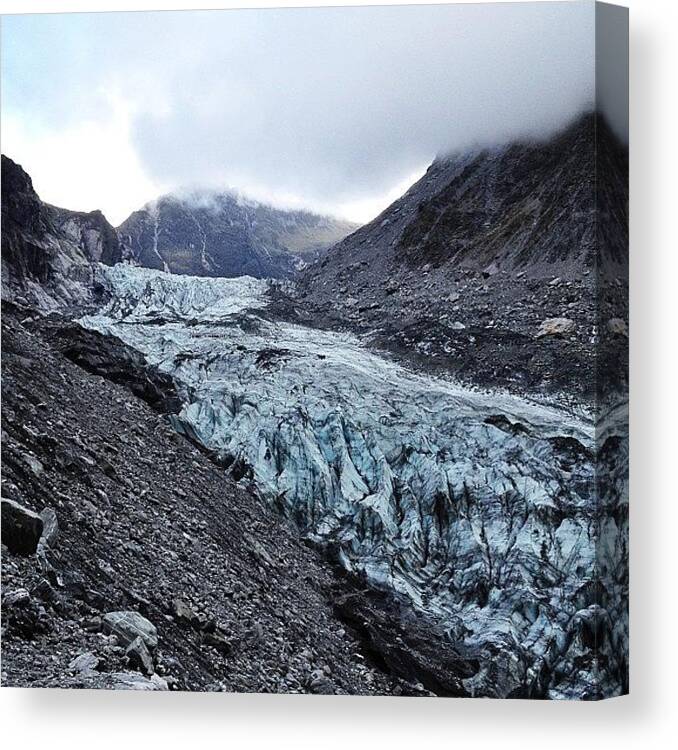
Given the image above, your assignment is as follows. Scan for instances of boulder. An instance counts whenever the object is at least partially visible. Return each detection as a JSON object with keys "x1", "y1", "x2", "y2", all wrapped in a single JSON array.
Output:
[
  {"x1": 384, "y1": 281, "x2": 399, "y2": 295},
  {"x1": 607, "y1": 318, "x2": 628, "y2": 337},
  {"x1": 170, "y1": 598, "x2": 201, "y2": 629},
  {"x1": 250, "y1": 539, "x2": 275, "y2": 567},
  {"x1": 308, "y1": 668, "x2": 336, "y2": 695},
  {"x1": 3, "y1": 588, "x2": 31, "y2": 608},
  {"x1": 125, "y1": 636, "x2": 155, "y2": 675},
  {"x1": 1, "y1": 498, "x2": 44, "y2": 555},
  {"x1": 69, "y1": 652, "x2": 100, "y2": 675},
  {"x1": 102, "y1": 611, "x2": 158, "y2": 650},
  {"x1": 482, "y1": 263, "x2": 499, "y2": 278},
  {"x1": 109, "y1": 671, "x2": 168, "y2": 691},
  {"x1": 2, "y1": 587, "x2": 50, "y2": 639},
  {"x1": 38, "y1": 507, "x2": 59, "y2": 550},
  {"x1": 535, "y1": 317, "x2": 576, "y2": 338},
  {"x1": 24, "y1": 454, "x2": 44, "y2": 477}
]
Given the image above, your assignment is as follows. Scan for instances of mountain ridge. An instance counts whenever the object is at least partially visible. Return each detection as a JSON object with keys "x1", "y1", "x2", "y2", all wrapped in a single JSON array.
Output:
[
  {"x1": 1, "y1": 155, "x2": 126, "y2": 310},
  {"x1": 117, "y1": 191, "x2": 358, "y2": 279},
  {"x1": 302, "y1": 113, "x2": 627, "y2": 289},
  {"x1": 294, "y1": 112, "x2": 628, "y2": 401},
  {"x1": 0, "y1": 155, "x2": 359, "y2": 306}
]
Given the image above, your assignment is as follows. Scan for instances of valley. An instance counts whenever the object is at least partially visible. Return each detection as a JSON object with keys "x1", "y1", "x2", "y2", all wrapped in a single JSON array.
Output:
[{"x1": 1, "y1": 114, "x2": 628, "y2": 699}]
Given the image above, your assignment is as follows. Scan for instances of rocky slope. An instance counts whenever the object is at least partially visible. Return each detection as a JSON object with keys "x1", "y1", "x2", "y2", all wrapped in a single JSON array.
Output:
[
  {"x1": 1, "y1": 301, "x2": 435, "y2": 695},
  {"x1": 298, "y1": 114, "x2": 629, "y2": 402},
  {"x1": 1, "y1": 155, "x2": 126, "y2": 311},
  {"x1": 118, "y1": 192, "x2": 357, "y2": 279}
]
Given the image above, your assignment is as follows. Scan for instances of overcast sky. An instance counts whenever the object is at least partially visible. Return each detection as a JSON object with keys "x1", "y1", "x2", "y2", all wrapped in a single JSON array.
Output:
[{"x1": 2, "y1": 2, "x2": 596, "y2": 225}]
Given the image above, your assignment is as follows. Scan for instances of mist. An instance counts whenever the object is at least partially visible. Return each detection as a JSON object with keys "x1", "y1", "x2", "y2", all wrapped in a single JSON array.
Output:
[{"x1": 2, "y1": 2, "x2": 598, "y2": 224}]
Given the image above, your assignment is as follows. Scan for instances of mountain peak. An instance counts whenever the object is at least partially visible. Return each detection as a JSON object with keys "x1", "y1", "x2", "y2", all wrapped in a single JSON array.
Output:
[
  {"x1": 118, "y1": 192, "x2": 358, "y2": 279},
  {"x1": 1, "y1": 154, "x2": 124, "y2": 310}
]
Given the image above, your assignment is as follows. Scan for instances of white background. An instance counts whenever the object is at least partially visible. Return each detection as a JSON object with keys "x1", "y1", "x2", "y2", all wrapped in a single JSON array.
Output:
[{"x1": 0, "y1": 1, "x2": 676, "y2": 748}]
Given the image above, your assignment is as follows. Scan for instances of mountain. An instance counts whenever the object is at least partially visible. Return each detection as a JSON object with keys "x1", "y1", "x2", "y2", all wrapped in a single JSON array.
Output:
[
  {"x1": 1, "y1": 155, "x2": 126, "y2": 310},
  {"x1": 118, "y1": 192, "x2": 357, "y2": 279},
  {"x1": 0, "y1": 155, "x2": 357, "y2": 309},
  {"x1": 301, "y1": 113, "x2": 627, "y2": 296},
  {"x1": 297, "y1": 114, "x2": 629, "y2": 400}
]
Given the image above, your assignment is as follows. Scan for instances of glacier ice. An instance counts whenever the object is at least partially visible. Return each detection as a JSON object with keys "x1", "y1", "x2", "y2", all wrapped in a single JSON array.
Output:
[{"x1": 81, "y1": 265, "x2": 628, "y2": 698}]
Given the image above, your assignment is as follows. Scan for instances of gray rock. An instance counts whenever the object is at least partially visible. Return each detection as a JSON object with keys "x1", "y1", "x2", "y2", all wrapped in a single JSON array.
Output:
[
  {"x1": 109, "y1": 671, "x2": 168, "y2": 691},
  {"x1": 102, "y1": 611, "x2": 158, "y2": 650},
  {"x1": 535, "y1": 317, "x2": 576, "y2": 338},
  {"x1": 308, "y1": 668, "x2": 335, "y2": 695},
  {"x1": 32, "y1": 578, "x2": 58, "y2": 604},
  {"x1": 607, "y1": 318, "x2": 628, "y2": 337},
  {"x1": 149, "y1": 674, "x2": 169, "y2": 690},
  {"x1": 125, "y1": 636, "x2": 155, "y2": 675},
  {"x1": 170, "y1": 598, "x2": 199, "y2": 628},
  {"x1": 1, "y1": 498, "x2": 43, "y2": 555},
  {"x1": 248, "y1": 536, "x2": 275, "y2": 567},
  {"x1": 3, "y1": 588, "x2": 31, "y2": 608},
  {"x1": 24, "y1": 455, "x2": 44, "y2": 477},
  {"x1": 69, "y1": 652, "x2": 100, "y2": 675},
  {"x1": 483, "y1": 263, "x2": 499, "y2": 277},
  {"x1": 38, "y1": 507, "x2": 59, "y2": 550}
]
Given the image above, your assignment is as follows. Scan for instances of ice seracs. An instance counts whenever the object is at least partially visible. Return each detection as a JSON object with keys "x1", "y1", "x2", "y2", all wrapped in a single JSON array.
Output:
[{"x1": 81, "y1": 264, "x2": 628, "y2": 699}]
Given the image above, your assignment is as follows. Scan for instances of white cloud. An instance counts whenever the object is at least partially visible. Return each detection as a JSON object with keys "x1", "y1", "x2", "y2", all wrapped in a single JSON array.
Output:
[
  {"x1": 2, "y1": 93, "x2": 163, "y2": 225},
  {"x1": 1, "y1": 3, "x2": 596, "y2": 225}
]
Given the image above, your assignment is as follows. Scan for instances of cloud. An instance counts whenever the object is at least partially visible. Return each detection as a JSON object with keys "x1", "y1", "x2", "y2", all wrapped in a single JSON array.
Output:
[
  {"x1": 1, "y1": 93, "x2": 161, "y2": 224},
  {"x1": 1, "y1": 2, "x2": 597, "y2": 225}
]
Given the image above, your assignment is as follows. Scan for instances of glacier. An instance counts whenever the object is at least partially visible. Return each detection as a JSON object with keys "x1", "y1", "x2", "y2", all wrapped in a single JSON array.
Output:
[{"x1": 80, "y1": 264, "x2": 628, "y2": 699}]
